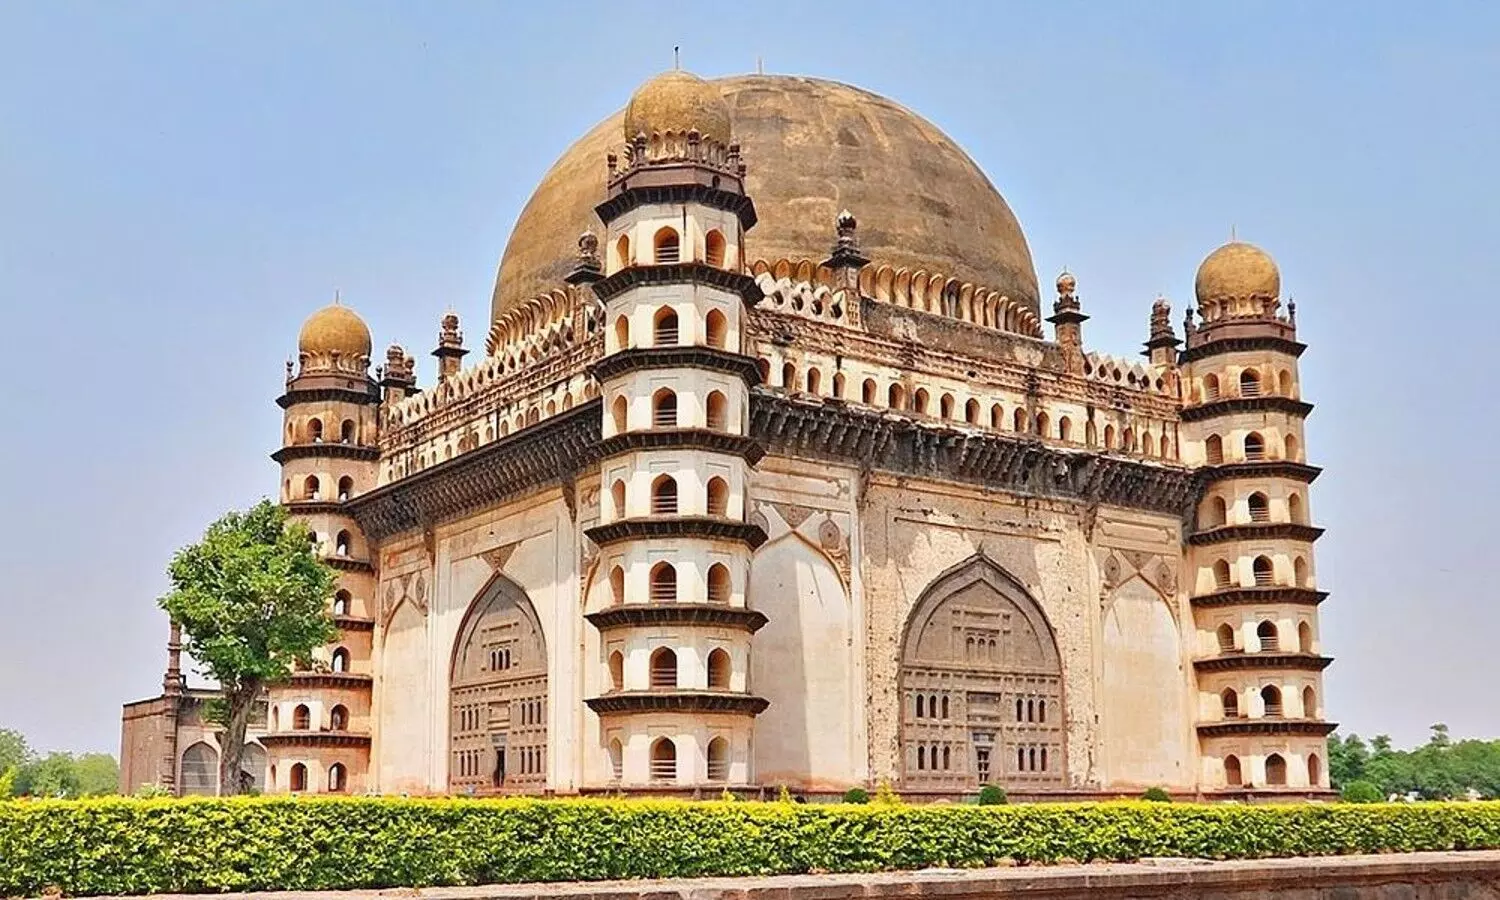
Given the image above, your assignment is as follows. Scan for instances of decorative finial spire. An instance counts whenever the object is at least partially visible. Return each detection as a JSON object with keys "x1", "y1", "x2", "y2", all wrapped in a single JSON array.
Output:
[
  {"x1": 334, "y1": 289, "x2": 342, "y2": 306},
  {"x1": 756, "y1": 55, "x2": 764, "y2": 75},
  {"x1": 823, "y1": 209, "x2": 868, "y2": 272},
  {"x1": 1230, "y1": 224, "x2": 1237, "y2": 242},
  {"x1": 674, "y1": 46, "x2": 680, "y2": 70},
  {"x1": 566, "y1": 229, "x2": 604, "y2": 285}
]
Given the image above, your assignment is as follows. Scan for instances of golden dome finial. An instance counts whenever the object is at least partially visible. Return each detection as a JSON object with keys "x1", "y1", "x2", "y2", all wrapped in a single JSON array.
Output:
[
  {"x1": 298, "y1": 302, "x2": 372, "y2": 361},
  {"x1": 623, "y1": 69, "x2": 732, "y2": 146},
  {"x1": 1194, "y1": 240, "x2": 1279, "y2": 306}
]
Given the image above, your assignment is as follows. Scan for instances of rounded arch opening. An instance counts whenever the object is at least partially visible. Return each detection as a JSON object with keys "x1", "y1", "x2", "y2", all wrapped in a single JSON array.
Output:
[
  {"x1": 706, "y1": 648, "x2": 732, "y2": 689},
  {"x1": 651, "y1": 388, "x2": 677, "y2": 428},
  {"x1": 649, "y1": 736, "x2": 677, "y2": 782},
  {"x1": 706, "y1": 563, "x2": 732, "y2": 603},
  {"x1": 652, "y1": 227, "x2": 679, "y2": 265},
  {"x1": 649, "y1": 562, "x2": 677, "y2": 602},
  {"x1": 650, "y1": 474, "x2": 678, "y2": 515},
  {"x1": 1265, "y1": 752, "x2": 1287, "y2": 785},
  {"x1": 706, "y1": 735, "x2": 729, "y2": 781},
  {"x1": 705, "y1": 309, "x2": 727, "y2": 348},
  {"x1": 649, "y1": 647, "x2": 678, "y2": 688}
]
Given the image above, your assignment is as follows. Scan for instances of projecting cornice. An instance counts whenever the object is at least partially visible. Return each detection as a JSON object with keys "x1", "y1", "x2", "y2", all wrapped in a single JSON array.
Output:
[
  {"x1": 276, "y1": 384, "x2": 381, "y2": 409},
  {"x1": 1187, "y1": 522, "x2": 1325, "y2": 546},
  {"x1": 584, "y1": 517, "x2": 768, "y2": 550},
  {"x1": 1189, "y1": 586, "x2": 1329, "y2": 608},
  {"x1": 257, "y1": 731, "x2": 372, "y2": 748},
  {"x1": 271, "y1": 443, "x2": 380, "y2": 465},
  {"x1": 588, "y1": 346, "x2": 763, "y2": 385},
  {"x1": 586, "y1": 603, "x2": 769, "y2": 633},
  {"x1": 1181, "y1": 396, "x2": 1314, "y2": 422},
  {"x1": 598, "y1": 429, "x2": 766, "y2": 465},
  {"x1": 589, "y1": 263, "x2": 763, "y2": 305},
  {"x1": 1178, "y1": 335, "x2": 1306, "y2": 364},
  {"x1": 584, "y1": 690, "x2": 770, "y2": 716},
  {"x1": 1193, "y1": 653, "x2": 1334, "y2": 673},
  {"x1": 1200, "y1": 461, "x2": 1322, "y2": 485},
  {"x1": 350, "y1": 394, "x2": 1211, "y2": 542},
  {"x1": 1196, "y1": 719, "x2": 1337, "y2": 738}
]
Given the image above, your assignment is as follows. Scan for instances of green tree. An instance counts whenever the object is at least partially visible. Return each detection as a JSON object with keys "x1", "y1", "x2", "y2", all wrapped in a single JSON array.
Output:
[
  {"x1": 0, "y1": 728, "x2": 29, "y2": 774},
  {"x1": 159, "y1": 500, "x2": 337, "y2": 795},
  {"x1": 16, "y1": 752, "x2": 81, "y2": 798},
  {"x1": 71, "y1": 753, "x2": 119, "y2": 796},
  {"x1": 1327, "y1": 732, "x2": 1370, "y2": 788}
]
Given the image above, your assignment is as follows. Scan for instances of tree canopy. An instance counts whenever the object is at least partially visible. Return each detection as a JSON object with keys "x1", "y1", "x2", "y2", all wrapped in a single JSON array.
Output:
[
  {"x1": 0, "y1": 728, "x2": 118, "y2": 799},
  {"x1": 158, "y1": 499, "x2": 337, "y2": 794},
  {"x1": 1329, "y1": 724, "x2": 1500, "y2": 800}
]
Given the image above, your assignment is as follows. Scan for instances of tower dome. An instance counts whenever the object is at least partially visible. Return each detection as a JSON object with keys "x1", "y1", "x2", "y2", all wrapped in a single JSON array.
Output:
[
  {"x1": 493, "y1": 75, "x2": 1039, "y2": 324},
  {"x1": 298, "y1": 303, "x2": 372, "y2": 359},
  {"x1": 1194, "y1": 241, "x2": 1280, "y2": 306},
  {"x1": 622, "y1": 70, "x2": 733, "y2": 145}
]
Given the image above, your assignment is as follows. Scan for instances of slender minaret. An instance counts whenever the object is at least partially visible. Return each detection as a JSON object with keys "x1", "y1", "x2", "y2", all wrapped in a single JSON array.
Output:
[
  {"x1": 263, "y1": 301, "x2": 380, "y2": 794},
  {"x1": 1178, "y1": 242, "x2": 1331, "y2": 795},
  {"x1": 581, "y1": 69, "x2": 770, "y2": 791}
]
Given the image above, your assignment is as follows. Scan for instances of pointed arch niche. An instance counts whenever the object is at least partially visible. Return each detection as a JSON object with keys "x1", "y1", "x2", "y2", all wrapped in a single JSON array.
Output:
[
  {"x1": 447, "y1": 572, "x2": 549, "y2": 795},
  {"x1": 1100, "y1": 575, "x2": 1188, "y2": 786},
  {"x1": 747, "y1": 530, "x2": 853, "y2": 788},
  {"x1": 899, "y1": 554, "x2": 1065, "y2": 791}
]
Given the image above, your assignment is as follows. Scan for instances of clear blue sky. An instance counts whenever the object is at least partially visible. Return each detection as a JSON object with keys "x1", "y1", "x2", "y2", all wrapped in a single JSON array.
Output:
[{"x1": 2, "y1": 1, "x2": 1496, "y2": 755}]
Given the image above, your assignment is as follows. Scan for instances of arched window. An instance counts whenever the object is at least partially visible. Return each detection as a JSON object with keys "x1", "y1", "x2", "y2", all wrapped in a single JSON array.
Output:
[
  {"x1": 611, "y1": 395, "x2": 628, "y2": 433},
  {"x1": 1248, "y1": 492, "x2": 1270, "y2": 523},
  {"x1": 888, "y1": 383, "x2": 906, "y2": 409},
  {"x1": 303, "y1": 475, "x2": 321, "y2": 501},
  {"x1": 596, "y1": 739, "x2": 620, "y2": 785},
  {"x1": 337, "y1": 476, "x2": 354, "y2": 503},
  {"x1": 335, "y1": 531, "x2": 352, "y2": 557},
  {"x1": 706, "y1": 477, "x2": 729, "y2": 517},
  {"x1": 1303, "y1": 685, "x2": 1317, "y2": 718},
  {"x1": 1206, "y1": 496, "x2": 1228, "y2": 528},
  {"x1": 1239, "y1": 368, "x2": 1261, "y2": 397},
  {"x1": 1253, "y1": 556, "x2": 1275, "y2": 587},
  {"x1": 705, "y1": 309, "x2": 727, "y2": 349},
  {"x1": 965, "y1": 398, "x2": 980, "y2": 424},
  {"x1": 706, "y1": 563, "x2": 731, "y2": 603},
  {"x1": 1265, "y1": 752, "x2": 1287, "y2": 785},
  {"x1": 289, "y1": 762, "x2": 308, "y2": 792},
  {"x1": 653, "y1": 306, "x2": 679, "y2": 346},
  {"x1": 608, "y1": 651, "x2": 624, "y2": 692},
  {"x1": 706, "y1": 736, "x2": 729, "y2": 781},
  {"x1": 1298, "y1": 620, "x2": 1313, "y2": 653},
  {"x1": 1059, "y1": 416, "x2": 1073, "y2": 442},
  {"x1": 1123, "y1": 426, "x2": 1135, "y2": 451},
  {"x1": 832, "y1": 372, "x2": 846, "y2": 398},
  {"x1": 330, "y1": 647, "x2": 350, "y2": 673},
  {"x1": 1244, "y1": 432, "x2": 1265, "y2": 461},
  {"x1": 1288, "y1": 493, "x2": 1305, "y2": 524},
  {"x1": 991, "y1": 404, "x2": 1004, "y2": 429},
  {"x1": 1213, "y1": 559, "x2": 1234, "y2": 589},
  {"x1": 653, "y1": 227, "x2": 679, "y2": 264},
  {"x1": 293, "y1": 704, "x2": 311, "y2": 731},
  {"x1": 329, "y1": 704, "x2": 348, "y2": 731},
  {"x1": 1308, "y1": 753, "x2": 1322, "y2": 785},
  {"x1": 328, "y1": 762, "x2": 347, "y2": 792},
  {"x1": 1221, "y1": 688, "x2": 1239, "y2": 718},
  {"x1": 308, "y1": 418, "x2": 324, "y2": 443},
  {"x1": 705, "y1": 391, "x2": 729, "y2": 432},
  {"x1": 1294, "y1": 556, "x2": 1309, "y2": 588},
  {"x1": 1224, "y1": 755, "x2": 1243, "y2": 787},
  {"x1": 940, "y1": 393, "x2": 955, "y2": 419},
  {"x1": 651, "y1": 388, "x2": 677, "y2": 428},
  {"x1": 610, "y1": 480, "x2": 627, "y2": 519},
  {"x1": 707, "y1": 648, "x2": 732, "y2": 689},
  {"x1": 862, "y1": 379, "x2": 877, "y2": 405},
  {"x1": 1142, "y1": 431, "x2": 1156, "y2": 456},
  {"x1": 913, "y1": 388, "x2": 930, "y2": 414},
  {"x1": 649, "y1": 562, "x2": 677, "y2": 602},
  {"x1": 1216, "y1": 623, "x2": 1237, "y2": 654},
  {"x1": 180, "y1": 741, "x2": 218, "y2": 795},
  {"x1": 1203, "y1": 374, "x2": 1221, "y2": 400},
  {"x1": 1086, "y1": 420, "x2": 1098, "y2": 446},
  {"x1": 650, "y1": 474, "x2": 678, "y2": 515},
  {"x1": 704, "y1": 229, "x2": 726, "y2": 267},
  {"x1": 916, "y1": 694, "x2": 926, "y2": 718},
  {"x1": 1104, "y1": 424, "x2": 1117, "y2": 449},
  {"x1": 1278, "y1": 370, "x2": 1295, "y2": 397},
  {"x1": 1257, "y1": 620, "x2": 1280, "y2": 652},
  {"x1": 615, "y1": 233, "x2": 632, "y2": 271},
  {"x1": 340, "y1": 419, "x2": 356, "y2": 444},
  {"x1": 1013, "y1": 407, "x2": 1028, "y2": 432},
  {"x1": 332, "y1": 590, "x2": 351, "y2": 616},
  {"x1": 917, "y1": 745, "x2": 926, "y2": 770},
  {"x1": 806, "y1": 368, "x2": 822, "y2": 395},
  {"x1": 650, "y1": 737, "x2": 677, "y2": 782},
  {"x1": 1205, "y1": 434, "x2": 1224, "y2": 465},
  {"x1": 608, "y1": 566, "x2": 625, "y2": 606},
  {"x1": 613, "y1": 315, "x2": 630, "y2": 351},
  {"x1": 1261, "y1": 685, "x2": 1283, "y2": 717},
  {"x1": 649, "y1": 648, "x2": 678, "y2": 688},
  {"x1": 1036, "y1": 411, "x2": 1050, "y2": 437}
]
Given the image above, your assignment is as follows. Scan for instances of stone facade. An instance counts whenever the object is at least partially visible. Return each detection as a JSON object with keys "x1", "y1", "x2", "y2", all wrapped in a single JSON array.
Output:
[{"x1": 121, "y1": 69, "x2": 1332, "y2": 799}]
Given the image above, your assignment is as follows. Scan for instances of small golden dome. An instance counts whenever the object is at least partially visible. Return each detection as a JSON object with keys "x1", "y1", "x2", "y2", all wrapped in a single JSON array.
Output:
[
  {"x1": 298, "y1": 303, "x2": 372, "y2": 359},
  {"x1": 1194, "y1": 241, "x2": 1280, "y2": 305},
  {"x1": 623, "y1": 70, "x2": 732, "y2": 145}
]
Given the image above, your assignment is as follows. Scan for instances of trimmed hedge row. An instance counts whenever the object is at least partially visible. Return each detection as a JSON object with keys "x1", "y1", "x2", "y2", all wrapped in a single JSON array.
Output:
[{"x1": 4, "y1": 797, "x2": 1500, "y2": 897}]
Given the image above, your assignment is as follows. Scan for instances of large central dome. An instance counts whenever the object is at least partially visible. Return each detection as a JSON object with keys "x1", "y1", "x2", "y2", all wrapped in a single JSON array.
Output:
[{"x1": 491, "y1": 74, "x2": 1039, "y2": 323}]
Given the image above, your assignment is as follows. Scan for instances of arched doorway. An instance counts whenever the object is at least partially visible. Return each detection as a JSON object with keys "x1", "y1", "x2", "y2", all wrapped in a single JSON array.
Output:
[
  {"x1": 899, "y1": 555, "x2": 1065, "y2": 791},
  {"x1": 179, "y1": 741, "x2": 218, "y2": 796},
  {"x1": 448, "y1": 573, "x2": 549, "y2": 795}
]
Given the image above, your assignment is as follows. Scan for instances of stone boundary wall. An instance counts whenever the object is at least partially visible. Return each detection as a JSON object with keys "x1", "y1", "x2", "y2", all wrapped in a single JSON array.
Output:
[{"x1": 67, "y1": 851, "x2": 1500, "y2": 900}]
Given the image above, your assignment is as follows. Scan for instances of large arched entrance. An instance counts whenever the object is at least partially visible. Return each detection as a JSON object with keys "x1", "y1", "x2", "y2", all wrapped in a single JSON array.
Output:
[
  {"x1": 448, "y1": 573, "x2": 548, "y2": 795},
  {"x1": 899, "y1": 554, "x2": 1065, "y2": 791}
]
